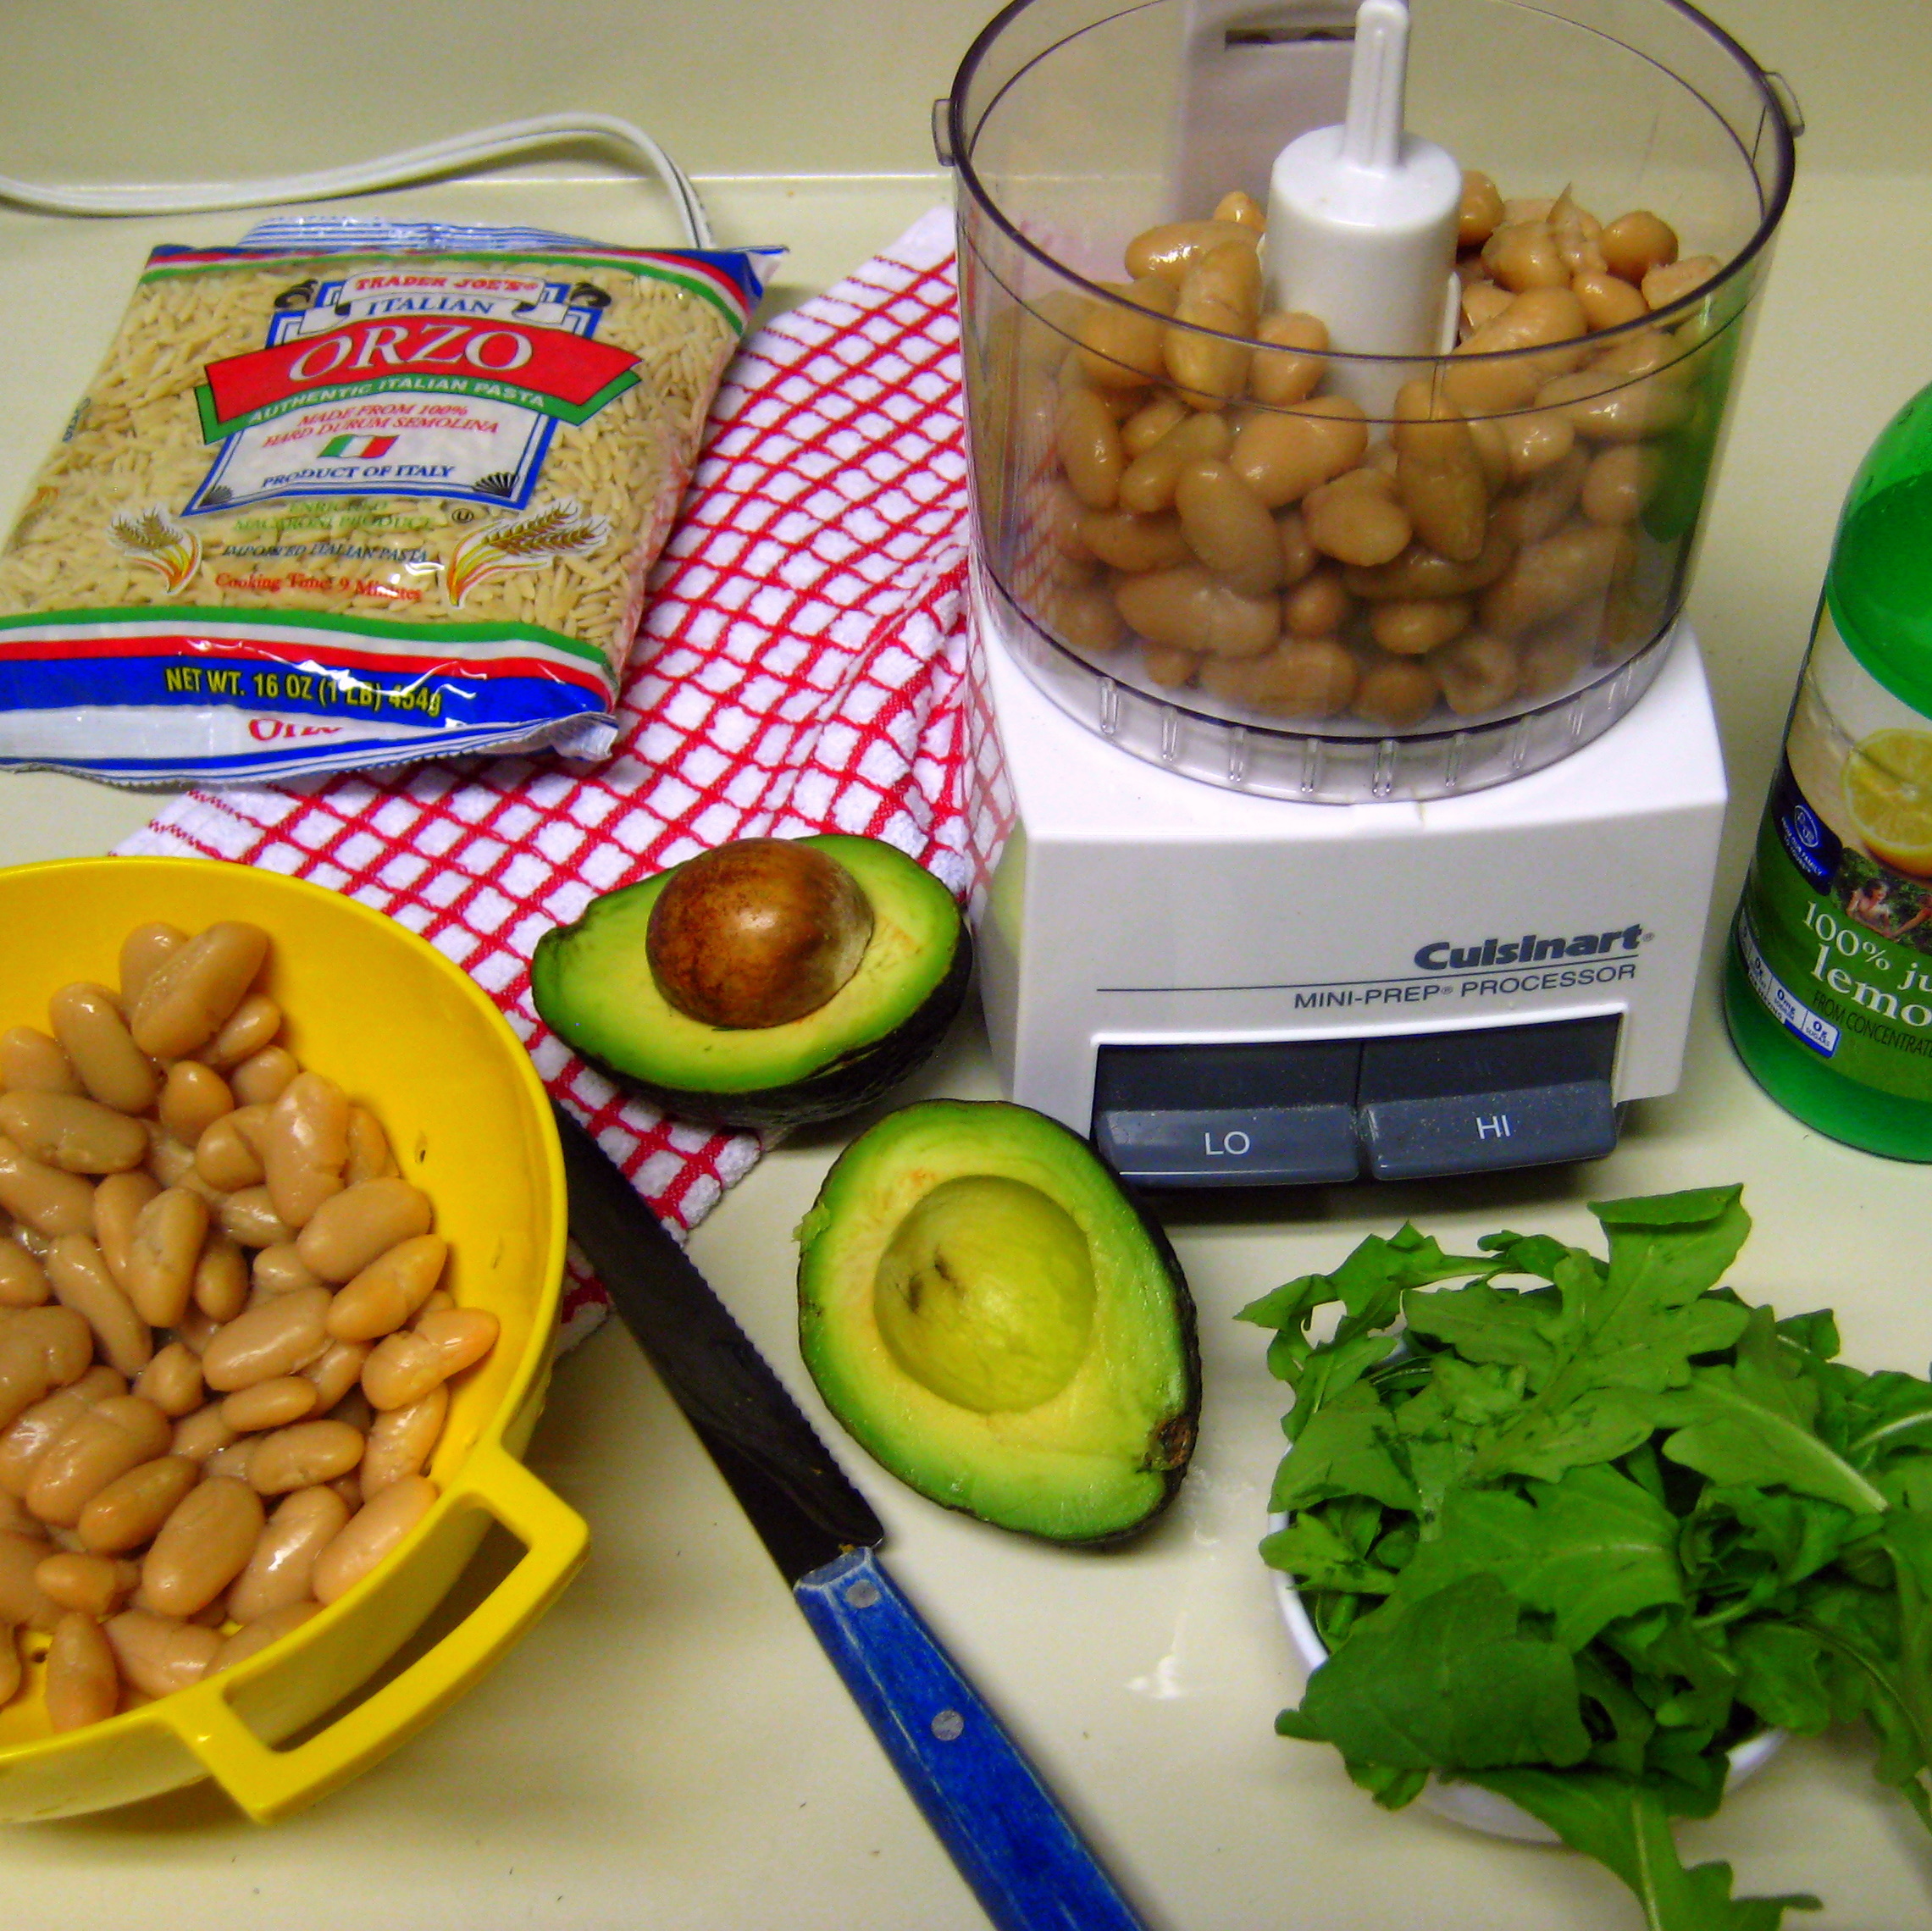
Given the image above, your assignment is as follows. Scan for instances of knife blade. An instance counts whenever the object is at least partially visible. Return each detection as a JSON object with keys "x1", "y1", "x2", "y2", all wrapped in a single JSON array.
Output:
[{"x1": 553, "y1": 1104, "x2": 1153, "y2": 1931}]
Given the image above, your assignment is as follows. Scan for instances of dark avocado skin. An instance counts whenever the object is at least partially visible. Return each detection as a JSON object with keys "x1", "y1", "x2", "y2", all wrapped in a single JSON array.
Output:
[
  {"x1": 579, "y1": 923, "x2": 973, "y2": 1131},
  {"x1": 1114, "y1": 1187, "x2": 1201, "y2": 1524}
]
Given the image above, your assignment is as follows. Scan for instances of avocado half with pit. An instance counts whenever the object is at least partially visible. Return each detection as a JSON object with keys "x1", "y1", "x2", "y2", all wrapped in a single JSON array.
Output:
[
  {"x1": 795, "y1": 1099, "x2": 1199, "y2": 1544},
  {"x1": 529, "y1": 833, "x2": 971, "y2": 1131}
]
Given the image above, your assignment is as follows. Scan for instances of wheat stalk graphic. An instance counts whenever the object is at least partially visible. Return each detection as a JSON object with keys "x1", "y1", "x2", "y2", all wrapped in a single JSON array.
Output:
[
  {"x1": 109, "y1": 507, "x2": 201, "y2": 594},
  {"x1": 446, "y1": 498, "x2": 608, "y2": 605}
]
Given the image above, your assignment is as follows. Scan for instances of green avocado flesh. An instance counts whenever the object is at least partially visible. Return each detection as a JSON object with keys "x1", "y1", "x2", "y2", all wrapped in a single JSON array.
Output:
[
  {"x1": 529, "y1": 834, "x2": 967, "y2": 1129},
  {"x1": 797, "y1": 1100, "x2": 1199, "y2": 1544}
]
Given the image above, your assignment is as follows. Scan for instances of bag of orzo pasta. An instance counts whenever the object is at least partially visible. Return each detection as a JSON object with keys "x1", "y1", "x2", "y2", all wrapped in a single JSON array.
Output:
[{"x1": 0, "y1": 217, "x2": 780, "y2": 783}]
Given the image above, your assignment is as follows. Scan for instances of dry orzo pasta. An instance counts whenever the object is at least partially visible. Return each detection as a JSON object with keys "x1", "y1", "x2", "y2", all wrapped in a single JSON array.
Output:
[{"x1": 0, "y1": 218, "x2": 778, "y2": 783}]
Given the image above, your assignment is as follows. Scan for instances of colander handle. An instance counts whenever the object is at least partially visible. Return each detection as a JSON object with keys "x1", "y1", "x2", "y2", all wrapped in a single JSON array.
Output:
[{"x1": 156, "y1": 1444, "x2": 589, "y2": 1823}]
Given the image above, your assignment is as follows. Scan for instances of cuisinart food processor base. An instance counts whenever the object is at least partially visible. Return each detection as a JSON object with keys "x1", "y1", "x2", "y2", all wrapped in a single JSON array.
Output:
[
  {"x1": 966, "y1": 573, "x2": 1725, "y2": 1187},
  {"x1": 942, "y1": 0, "x2": 1796, "y2": 1185}
]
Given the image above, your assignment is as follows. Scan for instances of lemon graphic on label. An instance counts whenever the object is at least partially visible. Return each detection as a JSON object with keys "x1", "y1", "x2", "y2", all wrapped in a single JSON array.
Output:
[{"x1": 1845, "y1": 728, "x2": 1932, "y2": 876}]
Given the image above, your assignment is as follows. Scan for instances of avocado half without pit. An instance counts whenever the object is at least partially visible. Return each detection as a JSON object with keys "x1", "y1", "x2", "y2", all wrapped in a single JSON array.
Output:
[
  {"x1": 529, "y1": 834, "x2": 971, "y2": 1131},
  {"x1": 795, "y1": 1100, "x2": 1200, "y2": 1544}
]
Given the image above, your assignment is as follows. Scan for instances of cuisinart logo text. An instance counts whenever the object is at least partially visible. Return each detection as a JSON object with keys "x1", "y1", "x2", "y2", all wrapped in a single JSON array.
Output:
[{"x1": 1414, "y1": 924, "x2": 1649, "y2": 971}]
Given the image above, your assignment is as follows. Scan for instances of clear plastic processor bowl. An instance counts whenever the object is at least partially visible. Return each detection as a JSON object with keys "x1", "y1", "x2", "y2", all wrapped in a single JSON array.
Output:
[{"x1": 942, "y1": 0, "x2": 1796, "y2": 800}]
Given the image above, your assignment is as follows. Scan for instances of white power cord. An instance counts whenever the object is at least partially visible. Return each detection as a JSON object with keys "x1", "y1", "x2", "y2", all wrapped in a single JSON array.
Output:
[{"x1": 0, "y1": 111, "x2": 712, "y2": 248}]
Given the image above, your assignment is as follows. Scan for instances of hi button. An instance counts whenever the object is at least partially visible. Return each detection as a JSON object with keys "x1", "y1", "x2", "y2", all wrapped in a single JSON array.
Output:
[{"x1": 1356, "y1": 1015, "x2": 1620, "y2": 1179}]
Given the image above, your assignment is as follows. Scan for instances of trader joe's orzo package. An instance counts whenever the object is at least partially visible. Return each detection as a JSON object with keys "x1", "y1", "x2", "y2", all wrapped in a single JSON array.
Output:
[{"x1": 0, "y1": 219, "x2": 778, "y2": 783}]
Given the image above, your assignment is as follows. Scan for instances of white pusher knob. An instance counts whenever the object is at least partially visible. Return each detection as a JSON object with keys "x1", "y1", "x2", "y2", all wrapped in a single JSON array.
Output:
[{"x1": 1261, "y1": 0, "x2": 1461, "y2": 418}]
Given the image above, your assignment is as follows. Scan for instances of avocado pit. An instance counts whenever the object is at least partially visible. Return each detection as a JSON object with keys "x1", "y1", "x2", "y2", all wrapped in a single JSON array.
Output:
[
  {"x1": 645, "y1": 838, "x2": 874, "y2": 1030},
  {"x1": 528, "y1": 832, "x2": 972, "y2": 1130},
  {"x1": 874, "y1": 1175, "x2": 1097, "y2": 1414}
]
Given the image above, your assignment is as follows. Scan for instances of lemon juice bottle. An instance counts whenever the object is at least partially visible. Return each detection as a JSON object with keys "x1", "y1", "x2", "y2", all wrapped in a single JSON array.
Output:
[{"x1": 1726, "y1": 382, "x2": 1932, "y2": 1155}]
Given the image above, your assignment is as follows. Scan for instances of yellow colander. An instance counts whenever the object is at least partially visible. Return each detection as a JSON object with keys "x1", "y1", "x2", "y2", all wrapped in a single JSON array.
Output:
[{"x1": 0, "y1": 855, "x2": 586, "y2": 1822}]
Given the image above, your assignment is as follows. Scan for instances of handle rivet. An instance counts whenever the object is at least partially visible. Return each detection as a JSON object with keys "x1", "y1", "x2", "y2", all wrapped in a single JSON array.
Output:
[
  {"x1": 844, "y1": 1578, "x2": 881, "y2": 1608},
  {"x1": 931, "y1": 1707, "x2": 965, "y2": 1741}
]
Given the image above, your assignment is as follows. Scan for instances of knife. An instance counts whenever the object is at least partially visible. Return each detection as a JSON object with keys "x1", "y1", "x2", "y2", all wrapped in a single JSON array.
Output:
[{"x1": 552, "y1": 1104, "x2": 1153, "y2": 1931}]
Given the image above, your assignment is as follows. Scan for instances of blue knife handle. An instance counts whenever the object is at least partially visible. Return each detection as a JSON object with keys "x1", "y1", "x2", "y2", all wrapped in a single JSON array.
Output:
[{"x1": 793, "y1": 1546, "x2": 1152, "y2": 1931}]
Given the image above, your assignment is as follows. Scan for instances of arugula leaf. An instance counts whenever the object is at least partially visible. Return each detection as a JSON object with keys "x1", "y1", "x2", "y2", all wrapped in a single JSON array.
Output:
[
  {"x1": 1259, "y1": 1511, "x2": 1395, "y2": 1595},
  {"x1": 1280, "y1": 1329, "x2": 1399, "y2": 1441},
  {"x1": 1234, "y1": 1224, "x2": 1487, "y2": 1329},
  {"x1": 1841, "y1": 1369, "x2": 1932, "y2": 1470},
  {"x1": 1655, "y1": 1309, "x2": 1891, "y2": 1517},
  {"x1": 1470, "y1": 1386, "x2": 1661, "y2": 1486},
  {"x1": 1681, "y1": 1486, "x2": 1864, "y2": 1619},
  {"x1": 1327, "y1": 1224, "x2": 1492, "y2": 1330},
  {"x1": 1575, "y1": 1185, "x2": 1752, "y2": 1367},
  {"x1": 1270, "y1": 1382, "x2": 1419, "y2": 1515},
  {"x1": 1391, "y1": 1350, "x2": 1529, "y2": 1438},
  {"x1": 1236, "y1": 1272, "x2": 1336, "y2": 1333},
  {"x1": 1875, "y1": 1512, "x2": 1932, "y2": 1822},
  {"x1": 1462, "y1": 1768, "x2": 1821, "y2": 1930},
  {"x1": 1727, "y1": 1620, "x2": 1834, "y2": 1733},
  {"x1": 1591, "y1": 1184, "x2": 1754, "y2": 1231},
  {"x1": 1324, "y1": 1491, "x2": 1389, "y2": 1559},
  {"x1": 1621, "y1": 1436, "x2": 1671, "y2": 1506},
  {"x1": 1796, "y1": 1515, "x2": 1932, "y2": 1825},
  {"x1": 1368, "y1": 1514, "x2": 1416, "y2": 1573},
  {"x1": 1640, "y1": 1719, "x2": 1735, "y2": 1818},
  {"x1": 1596, "y1": 1604, "x2": 1741, "y2": 1754},
  {"x1": 1878, "y1": 1458, "x2": 1932, "y2": 1510},
  {"x1": 1575, "y1": 1650, "x2": 1658, "y2": 1777},
  {"x1": 1406, "y1": 1192, "x2": 1753, "y2": 1486},
  {"x1": 1237, "y1": 1225, "x2": 1491, "y2": 1387},
  {"x1": 1405, "y1": 1249, "x2": 1750, "y2": 1400},
  {"x1": 1558, "y1": 1190, "x2": 1753, "y2": 1388},
  {"x1": 1386, "y1": 1353, "x2": 1537, "y2": 1516},
  {"x1": 1339, "y1": 1757, "x2": 1428, "y2": 1812},
  {"x1": 1376, "y1": 1463, "x2": 1686, "y2": 1650},
  {"x1": 1292, "y1": 1573, "x2": 1592, "y2": 1771},
  {"x1": 1476, "y1": 1228, "x2": 1573, "y2": 1281},
  {"x1": 1774, "y1": 1308, "x2": 1841, "y2": 1363},
  {"x1": 1398, "y1": 1303, "x2": 1732, "y2": 1502},
  {"x1": 1269, "y1": 1716, "x2": 1432, "y2": 1812},
  {"x1": 1401, "y1": 1273, "x2": 1565, "y2": 1375}
]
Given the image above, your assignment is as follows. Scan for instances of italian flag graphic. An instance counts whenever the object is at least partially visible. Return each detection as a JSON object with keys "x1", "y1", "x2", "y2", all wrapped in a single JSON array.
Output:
[{"x1": 318, "y1": 434, "x2": 396, "y2": 459}]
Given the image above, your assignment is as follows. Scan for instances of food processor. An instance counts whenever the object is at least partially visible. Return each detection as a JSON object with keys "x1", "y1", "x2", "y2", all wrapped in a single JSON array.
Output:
[{"x1": 939, "y1": 0, "x2": 1798, "y2": 1187}]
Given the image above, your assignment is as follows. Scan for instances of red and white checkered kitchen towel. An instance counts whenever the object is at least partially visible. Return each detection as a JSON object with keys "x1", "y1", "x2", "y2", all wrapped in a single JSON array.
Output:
[{"x1": 120, "y1": 207, "x2": 975, "y2": 1346}]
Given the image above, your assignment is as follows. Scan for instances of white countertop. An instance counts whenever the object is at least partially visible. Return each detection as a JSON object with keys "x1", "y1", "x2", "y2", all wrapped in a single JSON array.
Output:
[{"x1": 4, "y1": 3, "x2": 1932, "y2": 1924}]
